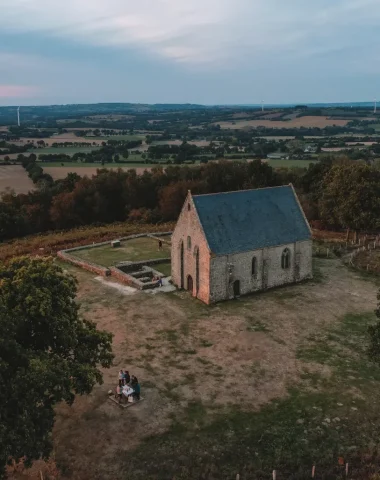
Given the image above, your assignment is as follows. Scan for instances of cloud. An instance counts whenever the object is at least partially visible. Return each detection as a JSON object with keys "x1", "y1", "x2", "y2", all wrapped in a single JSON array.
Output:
[
  {"x1": 0, "y1": 84, "x2": 37, "y2": 98},
  {"x1": 1, "y1": 0, "x2": 379, "y2": 68}
]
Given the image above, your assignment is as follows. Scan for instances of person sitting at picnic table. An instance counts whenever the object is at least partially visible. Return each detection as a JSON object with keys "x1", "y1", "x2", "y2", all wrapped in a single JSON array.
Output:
[
  {"x1": 115, "y1": 385, "x2": 123, "y2": 403},
  {"x1": 123, "y1": 370, "x2": 130, "y2": 385},
  {"x1": 118, "y1": 370, "x2": 124, "y2": 387}
]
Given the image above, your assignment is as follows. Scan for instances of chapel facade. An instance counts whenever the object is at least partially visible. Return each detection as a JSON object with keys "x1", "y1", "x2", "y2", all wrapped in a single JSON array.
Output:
[{"x1": 171, "y1": 185, "x2": 313, "y2": 304}]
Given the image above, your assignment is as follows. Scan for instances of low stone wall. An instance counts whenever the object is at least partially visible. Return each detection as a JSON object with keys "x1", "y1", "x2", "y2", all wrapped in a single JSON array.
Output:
[
  {"x1": 147, "y1": 233, "x2": 172, "y2": 245},
  {"x1": 116, "y1": 257, "x2": 171, "y2": 273},
  {"x1": 57, "y1": 250, "x2": 110, "y2": 276},
  {"x1": 109, "y1": 266, "x2": 161, "y2": 290},
  {"x1": 62, "y1": 231, "x2": 172, "y2": 254},
  {"x1": 57, "y1": 232, "x2": 172, "y2": 286}
]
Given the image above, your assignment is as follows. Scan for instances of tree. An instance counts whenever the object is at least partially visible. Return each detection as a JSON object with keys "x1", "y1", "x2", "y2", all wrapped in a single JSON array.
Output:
[
  {"x1": 319, "y1": 164, "x2": 380, "y2": 236},
  {"x1": 0, "y1": 257, "x2": 113, "y2": 477}
]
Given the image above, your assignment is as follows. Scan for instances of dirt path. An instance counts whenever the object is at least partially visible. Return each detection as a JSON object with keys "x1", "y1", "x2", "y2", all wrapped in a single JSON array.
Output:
[{"x1": 17, "y1": 259, "x2": 379, "y2": 479}]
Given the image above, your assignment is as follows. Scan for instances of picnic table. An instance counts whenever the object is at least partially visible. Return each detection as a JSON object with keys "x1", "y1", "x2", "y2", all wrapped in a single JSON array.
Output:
[{"x1": 122, "y1": 385, "x2": 134, "y2": 397}]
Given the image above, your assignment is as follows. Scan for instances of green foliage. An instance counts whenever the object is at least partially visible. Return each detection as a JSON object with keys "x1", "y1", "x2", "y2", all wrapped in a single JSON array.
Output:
[
  {"x1": 0, "y1": 257, "x2": 113, "y2": 476},
  {"x1": 319, "y1": 163, "x2": 380, "y2": 231}
]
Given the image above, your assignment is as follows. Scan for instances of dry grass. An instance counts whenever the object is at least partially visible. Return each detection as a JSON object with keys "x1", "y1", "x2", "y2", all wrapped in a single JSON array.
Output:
[
  {"x1": 13, "y1": 258, "x2": 376, "y2": 480},
  {"x1": 0, "y1": 165, "x2": 34, "y2": 194},
  {"x1": 215, "y1": 116, "x2": 350, "y2": 129},
  {"x1": 0, "y1": 222, "x2": 175, "y2": 263}
]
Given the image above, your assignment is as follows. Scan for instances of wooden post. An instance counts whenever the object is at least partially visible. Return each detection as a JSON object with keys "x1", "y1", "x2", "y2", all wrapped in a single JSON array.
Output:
[
  {"x1": 272, "y1": 470, "x2": 276, "y2": 480},
  {"x1": 312, "y1": 465, "x2": 316, "y2": 478},
  {"x1": 39, "y1": 471, "x2": 44, "y2": 480},
  {"x1": 236, "y1": 474, "x2": 240, "y2": 480},
  {"x1": 345, "y1": 463, "x2": 349, "y2": 476}
]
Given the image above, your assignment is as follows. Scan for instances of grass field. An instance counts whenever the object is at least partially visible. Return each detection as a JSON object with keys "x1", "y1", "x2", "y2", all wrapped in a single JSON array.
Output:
[
  {"x1": 72, "y1": 236, "x2": 171, "y2": 267},
  {"x1": 32, "y1": 146, "x2": 100, "y2": 156},
  {"x1": 155, "y1": 261, "x2": 172, "y2": 277},
  {"x1": 43, "y1": 165, "x2": 156, "y2": 179},
  {"x1": 0, "y1": 165, "x2": 34, "y2": 194},
  {"x1": 266, "y1": 158, "x2": 318, "y2": 168},
  {"x1": 89, "y1": 134, "x2": 145, "y2": 141},
  {"x1": 216, "y1": 116, "x2": 350, "y2": 129},
  {"x1": 29, "y1": 257, "x2": 380, "y2": 480}
]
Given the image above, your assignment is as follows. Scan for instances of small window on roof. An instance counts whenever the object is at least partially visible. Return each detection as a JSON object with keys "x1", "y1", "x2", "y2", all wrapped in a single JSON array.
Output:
[{"x1": 188, "y1": 203, "x2": 191, "y2": 211}]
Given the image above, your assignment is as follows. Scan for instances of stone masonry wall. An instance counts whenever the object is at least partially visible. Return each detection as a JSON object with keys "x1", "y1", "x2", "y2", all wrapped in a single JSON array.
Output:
[
  {"x1": 58, "y1": 232, "x2": 172, "y2": 281},
  {"x1": 57, "y1": 250, "x2": 110, "y2": 276},
  {"x1": 209, "y1": 239, "x2": 313, "y2": 303},
  {"x1": 171, "y1": 193, "x2": 211, "y2": 304}
]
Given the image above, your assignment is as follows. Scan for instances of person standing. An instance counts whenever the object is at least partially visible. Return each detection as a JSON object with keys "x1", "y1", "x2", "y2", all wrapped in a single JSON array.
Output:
[
  {"x1": 118, "y1": 370, "x2": 124, "y2": 387},
  {"x1": 133, "y1": 382, "x2": 141, "y2": 401},
  {"x1": 158, "y1": 240, "x2": 163, "y2": 251},
  {"x1": 123, "y1": 370, "x2": 130, "y2": 385}
]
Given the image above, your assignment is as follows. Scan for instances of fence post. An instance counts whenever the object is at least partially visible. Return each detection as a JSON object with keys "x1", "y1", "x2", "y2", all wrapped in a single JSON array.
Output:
[
  {"x1": 312, "y1": 465, "x2": 316, "y2": 478},
  {"x1": 345, "y1": 462, "x2": 349, "y2": 477},
  {"x1": 236, "y1": 474, "x2": 240, "y2": 480},
  {"x1": 272, "y1": 470, "x2": 276, "y2": 480}
]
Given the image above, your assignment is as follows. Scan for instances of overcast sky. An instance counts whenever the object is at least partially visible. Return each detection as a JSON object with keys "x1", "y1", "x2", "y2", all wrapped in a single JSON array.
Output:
[{"x1": 0, "y1": 0, "x2": 379, "y2": 106}]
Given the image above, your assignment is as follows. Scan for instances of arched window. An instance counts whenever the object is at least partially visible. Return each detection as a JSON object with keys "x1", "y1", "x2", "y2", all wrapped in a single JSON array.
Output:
[
  {"x1": 281, "y1": 248, "x2": 291, "y2": 269},
  {"x1": 251, "y1": 256, "x2": 257, "y2": 276},
  {"x1": 187, "y1": 236, "x2": 191, "y2": 250}
]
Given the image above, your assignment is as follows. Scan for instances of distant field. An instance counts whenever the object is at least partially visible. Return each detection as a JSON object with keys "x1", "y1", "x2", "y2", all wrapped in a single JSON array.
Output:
[
  {"x1": 32, "y1": 146, "x2": 100, "y2": 156},
  {"x1": 215, "y1": 116, "x2": 350, "y2": 129},
  {"x1": 265, "y1": 159, "x2": 318, "y2": 168},
  {"x1": 72, "y1": 236, "x2": 171, "y2": 267},
  {"x1": 152, "y1": 139, "x2": 211, "y2": 147},
  {"x1": 89, "y1": 134, "x2": 145, "y2": 141},
  {"x1": 0, "y1": 165, "x2": 34, "y2": 194},
  {"x1": 43, "y1": 165, "x2": 154, "y2": 180}
]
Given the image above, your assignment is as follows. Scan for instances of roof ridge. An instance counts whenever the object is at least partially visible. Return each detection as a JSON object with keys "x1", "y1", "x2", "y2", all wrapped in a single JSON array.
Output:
[{"x1": 192, "y1": 185, "x2": 290, "y2": 198}]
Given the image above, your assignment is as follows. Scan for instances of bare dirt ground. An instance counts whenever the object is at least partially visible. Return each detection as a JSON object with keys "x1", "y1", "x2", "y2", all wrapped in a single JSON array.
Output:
[
  {"x1": 15, "y1": 258, "x2": 377, "y2": 480},
  {"x1": 216, "y1": 116, "x2": 350, "y2": 129},
  {"x1": 0, "y1": 165, "x2": 34, "y2": 194}
]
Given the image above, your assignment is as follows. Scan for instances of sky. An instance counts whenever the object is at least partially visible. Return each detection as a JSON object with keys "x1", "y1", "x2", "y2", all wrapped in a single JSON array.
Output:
[{"x1": 0, "y1": 0, "x2": 380, "y2": 106}]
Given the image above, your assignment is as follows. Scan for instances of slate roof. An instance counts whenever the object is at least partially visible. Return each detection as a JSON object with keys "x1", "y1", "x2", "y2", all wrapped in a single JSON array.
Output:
[{"x1": 192, "y1": 185, "x2": 311, "y2": 255}]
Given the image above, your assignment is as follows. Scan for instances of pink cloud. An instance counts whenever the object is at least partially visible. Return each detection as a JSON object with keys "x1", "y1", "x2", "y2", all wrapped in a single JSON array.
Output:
[{"x1": 0, "y1": 85, "x2": 37, "y2": 98}]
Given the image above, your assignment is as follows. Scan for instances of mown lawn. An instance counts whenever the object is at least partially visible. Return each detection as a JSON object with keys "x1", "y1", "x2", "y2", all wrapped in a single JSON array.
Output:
[{"x1": 72, "y1": 236, "x2": 171, "y2": 266}]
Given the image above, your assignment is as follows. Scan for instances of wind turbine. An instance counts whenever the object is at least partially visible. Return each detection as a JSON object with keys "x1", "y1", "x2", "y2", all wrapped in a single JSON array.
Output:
[
  {"x1": 261, "y1": 100, "x2": 264, "y2": 112},
  {"x1": 374, "y1": 98, "x2": 377, "y2": 114},
  {"x1": 17, "y1": 106, "x2": 20, "y2": 126}
]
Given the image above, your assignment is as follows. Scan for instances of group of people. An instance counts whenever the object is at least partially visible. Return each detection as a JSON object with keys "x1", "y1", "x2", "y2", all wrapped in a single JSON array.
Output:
[{"x1": 115, "y1": 370, "x2": 141, "y2": 403}]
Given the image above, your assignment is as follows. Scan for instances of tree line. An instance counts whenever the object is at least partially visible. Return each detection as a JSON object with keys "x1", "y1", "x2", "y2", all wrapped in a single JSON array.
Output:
[{"x1": 0, "y1": 154, "x2": 379, "y2": 241}]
